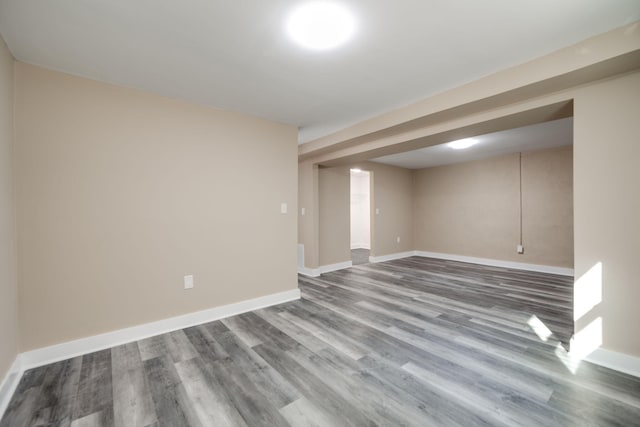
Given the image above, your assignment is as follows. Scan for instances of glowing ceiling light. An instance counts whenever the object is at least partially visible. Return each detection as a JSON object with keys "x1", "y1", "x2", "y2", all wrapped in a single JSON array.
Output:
[
  {"x1": 286, "y1": 2, "x2": 356, "y2": 50},
  {"x1": 448, "y1": 138, "x2": 479, "y2": 150}
]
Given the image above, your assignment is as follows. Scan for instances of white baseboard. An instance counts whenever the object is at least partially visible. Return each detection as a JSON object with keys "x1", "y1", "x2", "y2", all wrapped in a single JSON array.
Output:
[
  {"x1": 318, "y1": 261, "x2": 352, "y2": 274},
  {"x1": 415, "y1": 251, "x2": 574, "y2": 276},
  {"x1": 298, "y1": 266, "x2": 320, "y2": 277},
  {"x1": 298, "y1": 260, "x2": 353, "y2": 277},
  {"x1": 583, "y1": 347, "x2": 640, "y2": 378},
  {"x1": 18, "y1": 289, "x2": 300, "y2": 372},
  {"x1": 363, "y1": 250, "x2": 573, "y2": 277},
  {"x1": 350, "y1": 244, "x2": 370, "y2": 250},
  {"x1": 0, "y1": 355, "x2": 23, "y2": 420},
  {"x1": 369, "y1": 251, "x2": 416, "y2": 263}
]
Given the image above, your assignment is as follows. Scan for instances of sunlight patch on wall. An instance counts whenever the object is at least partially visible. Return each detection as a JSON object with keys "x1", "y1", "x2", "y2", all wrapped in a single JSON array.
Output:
[
  {"x1": 555, "y1": 261, "x2": 604, "y2": 374},
  {"x1": 571, "y1": 316, "x2": 603, "y2": 360},
  {"x1": 574, "y1": 261, "x2": 602, "y2": 321}
]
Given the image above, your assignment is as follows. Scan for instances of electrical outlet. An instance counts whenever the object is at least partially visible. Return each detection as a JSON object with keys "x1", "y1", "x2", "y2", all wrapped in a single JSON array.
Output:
[
  {"x1": 397, "y1": 236, "x2": 401, "y2": 243},
  {"x1": 301, "y1": 207, "x2": 305, "y2": 216},
  {"x1": 184, "y1": 275, "x2": 194, "y2": 289},
  {"x1": 517, "y1": 245, "x2": 524, "y2": 254}
]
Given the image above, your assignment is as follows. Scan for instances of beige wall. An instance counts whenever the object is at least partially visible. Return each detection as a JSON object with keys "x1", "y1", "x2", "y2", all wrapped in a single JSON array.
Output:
[
  {"x1": 318, "y1": 167, "x2": 350, "y2": 266},
  {"x1": 413, "y1": 146, "x2": 573, "y2": 268},
  {"x1": 317, "y1": 162, "x2": 413, "y2": 266},
  {"x1": 15, "y1": 63, "x2": 298, "y2": 351},
  {"x1": 361, "y1": 162, "x2": 413, "y2": 257},
  {"x1": 574, "y1": 71, "x2": 640, "y2": 357},
  {"x1": 298, "y1": 161, "x2": 319, "y2": 268},
  {"x1": 521, "y1": 147, "x2": 573, "y2": 267},
  {"x1": 0, "y1": 37, "x2": 18, "y2": 380}
]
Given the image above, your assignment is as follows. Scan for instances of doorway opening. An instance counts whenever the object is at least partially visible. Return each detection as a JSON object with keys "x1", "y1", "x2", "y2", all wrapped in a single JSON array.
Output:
[{"x1": 350, "y1": 168, "x2": 371, "y2": 265}]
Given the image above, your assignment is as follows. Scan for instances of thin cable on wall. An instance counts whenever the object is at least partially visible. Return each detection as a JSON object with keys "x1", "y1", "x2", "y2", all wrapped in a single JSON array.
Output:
[{"x1": 519, "y1": 152, "x2": 523, "y2": 247}]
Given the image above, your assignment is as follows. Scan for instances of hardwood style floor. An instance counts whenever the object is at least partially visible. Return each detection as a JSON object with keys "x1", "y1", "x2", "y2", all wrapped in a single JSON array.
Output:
[
  {"x1": 351, "y1": 248, "x2": 370, "y2": 266},
  {"x1": 3, "y1": 257, "x2": 640, "y2": 426}
]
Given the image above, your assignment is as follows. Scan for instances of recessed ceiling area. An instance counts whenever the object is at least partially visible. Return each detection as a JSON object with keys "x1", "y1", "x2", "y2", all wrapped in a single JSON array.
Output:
[
  {"x1": 371, "y1": 117, "x2": 573, "y2": 170},
  {"x1": 0, "y1": 1, "x2": 636, "y2": 144}
]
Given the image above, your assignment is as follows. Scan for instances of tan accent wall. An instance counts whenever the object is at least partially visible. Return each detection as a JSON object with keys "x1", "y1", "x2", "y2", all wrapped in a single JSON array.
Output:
[
  {"x1": 0, "y1": 37, "x2": 18, "y2": 380},
  {"x1": 574, "y1": 71, "x2": 640, "y2": 356},
  {"x1": 15, "y1": 63, "x2": 298, "y2": 351},
  {"x1": 413, "y1": 146, "x2": 573, "y2": 268}
]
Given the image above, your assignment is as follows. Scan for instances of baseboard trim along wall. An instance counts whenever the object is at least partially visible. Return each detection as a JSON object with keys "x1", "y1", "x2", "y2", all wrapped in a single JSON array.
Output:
[
  {"x1": 369, "y1": 251, "x2": 416, "y2": 263},
  {"x1": 18, "y1": 288, "x2": 300, "y2": 372},
  {"x1": 298, "y1": 260, "x2": 354, "y2": 277},
  {"x1": 0, "y1": 356, "x2": 22, "y2": 420},
  {"x1": 304, "y1": 250, "x2": 574, "y2": 278},
  {"x1": 583, "y1": 347, "x2": 640, "y2": 378},
  {"x1": 319, "y1": 261, "x2": 352, "y2": 274},
  {"x1": 414, "y1": 251, "x2": 575, "y2": 276},
  {"x1": 350, "y1": 244, "x2": 371, "y2": 250},
  {"x1": 298, "y1": 266, "x2": 320, "y2": 277}
]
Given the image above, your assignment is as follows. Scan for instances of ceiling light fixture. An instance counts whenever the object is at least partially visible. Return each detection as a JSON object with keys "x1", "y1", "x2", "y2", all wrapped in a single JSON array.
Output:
[
  {"x1": 286, "y1": 2, "x2": 356, "y2": 50},
  {"x1": 448, "y1": 138, "x2": 479, "y2": 150}
]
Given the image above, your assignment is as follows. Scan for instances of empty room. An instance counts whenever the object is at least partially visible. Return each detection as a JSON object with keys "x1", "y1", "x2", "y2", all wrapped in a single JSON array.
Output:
[{"x1": 1, "y1": 1, "x2": 640, "y2": 426}]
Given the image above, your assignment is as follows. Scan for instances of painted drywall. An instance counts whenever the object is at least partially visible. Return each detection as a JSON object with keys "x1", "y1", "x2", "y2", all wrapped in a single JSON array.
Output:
[
  {"x1": 413, "y1": 146, "x2": 573, "y2": 268},
  {"x1": 573, "y1": 71, "x2": 640, "y2": 357},
  {"x1": 0, "y1": 36, "x2": 18, "y2": 383},
  {"x1": 298, "y1": 160, "x2": 319, "y2": 268},
  {"x1": 521, "y1": 147, "x2": 573, "y2": 267},
  {"x1": 413, "y1": 154, "x2": 520, "y2": 261},
  {"x1": 361, "y1": 162, "x2": 414, "y2": 257},
  {"x1": 350, "y1": 171, "x2": 370, "y2": 249},
  {"x1": 15, "y1": 62, "x2": 298, "y2": 351},
  {"x1": 319, "y1": 167, "x2": 350, "y2": 266},
  {"x1": 318, "y1": 162, "x2": 413, "y2": 265}
]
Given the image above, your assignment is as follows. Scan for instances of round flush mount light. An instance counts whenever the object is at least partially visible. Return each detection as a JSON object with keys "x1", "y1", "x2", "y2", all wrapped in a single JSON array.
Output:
[
  {"x1": 448, "y1": 138, "x2": 479, "y2": 150},
  {"x1": 286, "y1": 2, "x2": 356, "y2": 50}
]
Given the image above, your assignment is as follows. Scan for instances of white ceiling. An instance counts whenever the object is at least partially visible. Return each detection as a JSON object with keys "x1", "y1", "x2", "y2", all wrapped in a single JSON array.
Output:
[
  {"x1": 0, "y1": 1, "x2": 637, "y2": 144},
  {"x1": 371, "y1": 117, "x2": 573, "y2": 169}
]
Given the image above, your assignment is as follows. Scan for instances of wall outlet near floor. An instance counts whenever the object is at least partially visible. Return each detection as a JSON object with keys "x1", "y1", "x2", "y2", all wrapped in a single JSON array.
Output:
[
  {"x1": 184, "y1": 274, "x2": 194, "y2": 289},
  {"x1": 397, "y1": 236, "x2": 401, "y2": 243},
  {"x1": 517, "y1": 244, "x2": 524, "y2": 254}
]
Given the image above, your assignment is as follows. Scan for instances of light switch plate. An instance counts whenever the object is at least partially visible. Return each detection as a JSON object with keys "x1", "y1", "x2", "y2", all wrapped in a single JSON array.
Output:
[
  {"x1": 184, "y1": 275, "x2": 194, "y2": 289},
  {"x1": 281, "y1": 203, "x2": 288, "y2": 214}
]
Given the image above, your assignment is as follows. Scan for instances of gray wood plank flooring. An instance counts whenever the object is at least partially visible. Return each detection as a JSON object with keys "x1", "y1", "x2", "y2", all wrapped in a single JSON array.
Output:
[
  {"x1": 351, "y1": 249, "x2": 370, "y2": 266},
  {"x1": 3, "y1": 256, "x2": 640, "y2": 426}
]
